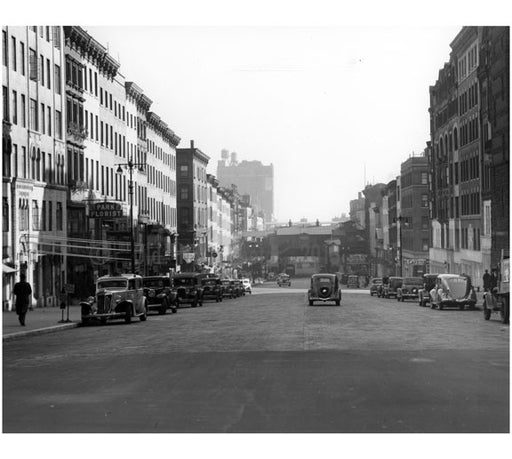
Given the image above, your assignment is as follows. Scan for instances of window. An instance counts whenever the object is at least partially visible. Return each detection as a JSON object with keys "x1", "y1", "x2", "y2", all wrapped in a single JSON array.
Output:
[
  {"x1": 56, "y1": 202, "x2": 63, "y2": 230},
  {"x1": 54, "y1": 64, "x2": 61, "y2": 94},
  {"x1": 180, "y1": 186, "x2": 189, "y2": 200},
  {"x1": 40, "y1": 103, "x2": 45, "y2": 134},
  {"x1": 40, "y1": 54, "x2": 44, "y2": 86},
  {"x1": 46, "y1": 58, "x2": 51, "y2": 89},
  {"x1": 180, "y1": 164, "x2": 189, "y2": 177},
  {"x1": 422, "y1": 239, "x2": 429, "y2": 251},
  {"x1": 29, "y1": 98, "x2": 37, "y2": 130},
  {"x1": 29, "y1": 48, "x2": 37, "y2": 80},
  {"x1": 20, "y1": 41, "x2": 25, "y2": 75},
  {"x1": 52, "y1": 26, "x2": 61, "y2": 49},
  {"x1": 47, "y1": 106, "x2": 51, "y2": 136},
  {"x1": 2, "y1": 30, "x2": 7, "y2": 66},
  {"x1": 20, "y1": 94, "x2": 26, "y2": 127},
  {"x1": 2, "y1": 86, "x2": 8, "y2": 120},
  {"x1": 48, "y1": 201, "x2": 53, "y2": 230},
  {"x1": 32, "y1": 200, "x2": 40, "y2": 230},
  {"x1": 421, "y1": 194, "x2": 429, "y2": 207},
  {"x1": 11, "y1": 90, "x2": 17, "y2": 125},
  {"x1": 11, "y1": 36, "x2": 16, "y2": 71},
  {"x1": 2, "y1": 198, "x2": 8, "y2": 232},
  {"x1": 55, "y1": 110, "x2": 62, "y2": 139}
]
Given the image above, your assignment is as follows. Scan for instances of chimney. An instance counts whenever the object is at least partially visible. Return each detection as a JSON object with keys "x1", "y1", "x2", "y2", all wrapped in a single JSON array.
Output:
[{"x1": 190, "y1": 140, "x2": 194, "y2": 149}]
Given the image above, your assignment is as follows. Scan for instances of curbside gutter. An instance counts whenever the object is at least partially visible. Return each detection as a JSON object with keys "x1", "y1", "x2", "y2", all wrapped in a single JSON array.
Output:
[{"x1": 3, "y1": 323, "x2": 79, "y2": 342}]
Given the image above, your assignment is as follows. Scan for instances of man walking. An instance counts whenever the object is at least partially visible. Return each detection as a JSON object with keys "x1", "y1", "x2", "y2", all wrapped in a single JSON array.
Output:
[
  {"x1": 483, "y1": 269, "x2": 492, "y2": 292},
  {"x1": 13, "y1": 273, "x2": 32, "y2": 326}
]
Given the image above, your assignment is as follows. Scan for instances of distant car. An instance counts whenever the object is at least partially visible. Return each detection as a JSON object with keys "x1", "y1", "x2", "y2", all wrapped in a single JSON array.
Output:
[
  {"x1": 369, "y1": 277, "x2": 383, "y2": 296},
  {"x1": 396, "y1": 277, "x2": 423, "y2": 302},
  {"x1": 383, "y1": 277, "x2": 403, "y2": 298},
  {"x1": 241, "y1": 278, "x2": 252, "y2": 294},
  {"x1": 81, "y1": 274, "x2": 148, "y2": 325},
  {"x1": 308, "y1": 273, "x2": 342, "y2": 306},
  {"x1": 277, "y1": 274, "x2": 291, "y2": 287},
  {"x1": 430, "y1": 274, "x2": 477, "y2": 310},
  {"x1": 221, "y1": 279, "x2": 235, "y2": 298},
  {"x1": 172, "y1": 273, "x2": 203, "y2": 307},
  {"x1": 347, "y1": 275, "x2": 359, "y2": 288},
  {"x1": 142, "y1": 275, "x2": 178, "y2": 314},
  {"x1": 199, "y1": 274, "x2": 223, "y2": 302},
  {"x1": 233, "y1": 279, "x2": 246, "y2": 296},
  {"x1": 418, "y1": 273, "x2": 438, "y2": 307}
]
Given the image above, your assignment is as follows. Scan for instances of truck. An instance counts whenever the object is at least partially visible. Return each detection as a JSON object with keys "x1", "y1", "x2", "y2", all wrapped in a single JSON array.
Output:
[{"x1": 482, "y1": 249, "x2": 510, "y2": 324}]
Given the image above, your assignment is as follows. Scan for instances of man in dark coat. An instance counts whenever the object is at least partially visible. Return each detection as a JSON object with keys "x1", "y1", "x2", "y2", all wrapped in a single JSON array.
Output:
[
  {"x1": 13, "y1": 273, "x2": 32, "y2": 326},
  {"x1": 483, "y1": 269, "x2": 492, "y2": 291}
]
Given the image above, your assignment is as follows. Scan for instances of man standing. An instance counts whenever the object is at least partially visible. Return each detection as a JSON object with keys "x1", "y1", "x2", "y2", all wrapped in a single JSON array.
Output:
[
  {"x1": 13, "y1": 273, "x2": 32, "y2": 326},
  {"x1": 483, "y1": 269, "x2": 492, "y2": 292}
]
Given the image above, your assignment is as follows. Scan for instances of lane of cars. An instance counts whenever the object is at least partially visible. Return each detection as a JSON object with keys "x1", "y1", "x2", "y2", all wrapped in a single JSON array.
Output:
[{"x1": 80, "y1": 273, "x2": 253, "y2": 326}]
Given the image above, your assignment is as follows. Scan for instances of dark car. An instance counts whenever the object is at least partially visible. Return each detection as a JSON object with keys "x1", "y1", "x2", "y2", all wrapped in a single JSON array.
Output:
[
  {"x1": 142, "y1": 276, "x2": 178, "y2": 314},
  {"x1": 277, "y1": 273, "x2": 291, "y2": 287},
  {"x1": 383, "y1": 276, "x2": 403, "y2": 298},
  {"x1": 369, "y1": 277, "x2": 383, "y2": 296},
  {"x1": 199, "y1": 274, "x2": 223, "y2": 302},
  {"x1": 430, "y1": 274, "x2": 477, "y2": 310},
  {"x1": 232, "y1": 279, "x2": 244, "y2": 297},
  {"x1": 221, "y1": 279, "x2": 235, "y2": 298},
  {"x1": 172, "y1": 273, "x2": 203, "y2": 307},
  {"x1": 396, "y1": 277, "x2": 423, "y2": 302},
  {"x1": 308, "y1": 273, "x2": 342, "y2": 306},
  {"x1": 418, "y1": 273, "x2": 439, "y2": 307}
]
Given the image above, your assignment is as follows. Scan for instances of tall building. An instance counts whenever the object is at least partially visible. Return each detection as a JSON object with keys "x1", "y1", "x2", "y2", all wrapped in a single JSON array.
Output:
[
  {"x1": 363, "y1": 183, "x2": 387, "y2": 277},
  {"x1": 176, "y1": 140, "x2": 209, "y2": 271},
  {"x1": 216, "y1": 150, "x2": 274, "y2": 223},
  {"x1": 478, "y1": 26, "x2": 509, "y2": 270},
  {"x1": 2, "y1": 26, "x2": 67, "y2": 309}
]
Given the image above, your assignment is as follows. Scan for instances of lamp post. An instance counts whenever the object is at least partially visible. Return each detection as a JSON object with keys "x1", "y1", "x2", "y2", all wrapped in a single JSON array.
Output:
[{"x1": 116, "y1": 157, "x2": 145, "y2": 274}]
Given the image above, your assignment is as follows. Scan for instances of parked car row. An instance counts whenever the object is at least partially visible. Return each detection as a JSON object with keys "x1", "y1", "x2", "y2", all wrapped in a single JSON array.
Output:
[
  {"x1": 370, "y1": 273, "x2": 477, "y2": 310},
  {"x1": 80, "y1": 273, "x2": 252, "y2": 325}
]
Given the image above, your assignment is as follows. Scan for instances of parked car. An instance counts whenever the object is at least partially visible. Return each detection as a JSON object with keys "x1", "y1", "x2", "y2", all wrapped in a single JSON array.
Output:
[
  {"x1": 241, "y1": 278, "x2": 252, "y2": 294},
  {"x1": 221, "y1": 279, "x2": 235, "y2": 298},
  {"x1": 383, "y1": 276, "x2": 403, "y2": 298},
  {"x1": 172, "y1": 273, "x2": 203, "y2": 307},
  {"x1": 277, "y1": 273, "x2": 291, "y2": 287},
  {"x1": 429, "y1": 274, "x2": 477, "y2": 310},
  {"x1": 142, "y1": 275, "x2": 178, "y2": 314},
  {"x1": 308, "y1": 273, "x2": 342, "y2": 306},
  {"x1": 81, "y1": 274, "x2": 148, "y2": 325},
  {"x1": 347, "y1": 275, "x2": 359, "y2": 288},
  {"x1": 233, "y1": 279, "x2": 246, "y2": 296},
  {"x1": 369, "y1": 277, "x2": 383, "y2": 296},
  {"x1": 199, "y1": 274, "x2": 223, "y2": 302},
  {"x1": 228, "y1": 279, "x2": 242, "y2": 298},
  {"x1": 396, "y1": 277, "x2": 423, "y2": 302},
  {"x1": 418, "y1": 273, "x2": 439, "y2": 307}
]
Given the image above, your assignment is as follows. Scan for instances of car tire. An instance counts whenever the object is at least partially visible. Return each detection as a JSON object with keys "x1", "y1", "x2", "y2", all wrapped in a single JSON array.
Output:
[
  {"x1": 160, "y1": 298, "x2": 168, "y2": 315},
  {"x1": 501, "y1": 297, "x2": 509, "y2": 324},
  {"x1": 335, "y1": 300, "x2": 340, "y2": 306},
  {"x1": 430, "y1": 302, "x2": 436, "y2": 309},
  {"x1": 484, "y1": 306, "x2": 491, "y2": 320},
  {"x1": 140, "y1": 305, "x2": 147, "y2": 321},
  {"x1": 125, "y1": 306, "x2": 132, "y2": 324},
  {"x1": 438, "y1": 304, "x2": 444, "y2": 310},
  {"x1": 459, "y1": 304, "x2": 465, "y2": 311},
  {"x1": 309, "y1": 300, "x2": 314, "y2": 306},
  {"x1": 175, "y1": 299, "x2": 180, "y2": 309}
]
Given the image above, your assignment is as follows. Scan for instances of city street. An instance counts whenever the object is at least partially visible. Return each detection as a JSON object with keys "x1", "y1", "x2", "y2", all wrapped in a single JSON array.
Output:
[{"x1": 3, "y1": 279, "x2": 509, "y2": 433}]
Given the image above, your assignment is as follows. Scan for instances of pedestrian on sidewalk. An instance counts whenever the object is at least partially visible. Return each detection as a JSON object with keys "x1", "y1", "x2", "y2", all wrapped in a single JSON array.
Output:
[
  {"x1": 12, "y1": 273, "x2": 32, "y2": 326},
  {"x1": 483, "y1": 269, "x2": 492, "y2": 292}
]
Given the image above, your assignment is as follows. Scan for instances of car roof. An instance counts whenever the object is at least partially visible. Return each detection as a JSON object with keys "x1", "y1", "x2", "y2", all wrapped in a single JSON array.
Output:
[
  {"x1": 312, "y1": 273, "x2": 336, "y2": 278},
  {"x1": 97, "y1": 273, "x2": 141, "y2": 281}
]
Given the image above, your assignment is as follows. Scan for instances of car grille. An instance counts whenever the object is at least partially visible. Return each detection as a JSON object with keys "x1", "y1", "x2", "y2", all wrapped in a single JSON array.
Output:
[{"x1": 97, "y1": 294, "x2": 112, "y2": 314}]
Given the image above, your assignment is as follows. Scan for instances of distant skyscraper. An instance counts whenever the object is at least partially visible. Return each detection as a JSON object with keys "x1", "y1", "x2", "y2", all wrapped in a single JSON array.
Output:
[{"x1": 216, "y1": 150, "x2": 274, "y2": 223}]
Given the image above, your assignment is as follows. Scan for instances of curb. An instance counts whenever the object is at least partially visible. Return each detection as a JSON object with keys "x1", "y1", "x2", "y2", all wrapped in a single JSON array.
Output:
[{"x1": 3, "y1": 323, "x2": 79, "y2": 342}]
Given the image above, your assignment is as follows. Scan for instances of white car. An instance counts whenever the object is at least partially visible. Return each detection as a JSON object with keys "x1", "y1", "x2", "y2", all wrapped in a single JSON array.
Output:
[{"x1": 242, "y1": 278, "x2": 252, "y2": 294}]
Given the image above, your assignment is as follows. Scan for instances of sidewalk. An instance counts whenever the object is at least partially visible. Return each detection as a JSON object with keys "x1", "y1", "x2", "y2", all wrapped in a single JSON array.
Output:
[{"x1": 3, "y1": 304, "x2": 81, "y2": 341}]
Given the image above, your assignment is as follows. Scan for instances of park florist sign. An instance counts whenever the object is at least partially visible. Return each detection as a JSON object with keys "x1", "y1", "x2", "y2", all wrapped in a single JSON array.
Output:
[{"x1": 89, "y1": 202, "x2": 123, "y2": 219}]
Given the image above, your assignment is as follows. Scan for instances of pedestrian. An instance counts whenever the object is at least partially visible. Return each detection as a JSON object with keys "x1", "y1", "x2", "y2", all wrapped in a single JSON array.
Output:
[
  {"x1": 483, "y1": 269, "x2": 492, "y2": 292},
  {"x1": 12, "y1": 273, "x2": 32, "y2": 326}
]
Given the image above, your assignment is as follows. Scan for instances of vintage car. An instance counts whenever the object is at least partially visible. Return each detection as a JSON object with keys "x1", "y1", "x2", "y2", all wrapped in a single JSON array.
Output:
[
  {"x1": 383, "y1": 276, "x2": 403, "y2": 298},
  {"x1": 347, "y1": 275, "x2": 359, "y2": 289},
  {"x1": 429, "y1": 274, "x2": 477, "y2": 310},
  {"x1": 172, "y1": 273, "x2": 203, "y2": 307},
  {"x1": 221, "y1": 279, "x2": 235, "y2": 298},
  {"x1": 277, "y1": 273, "x2": 291, "y2": 287},
  {"x1": 142, "y1": 275, "x2": 178, "y2": 314},
  {"x1": 308, "y1": 273, "x2": 342, "y2": 306},
  {"x1": 369, "y1": 277, "x2": 383, "y2": 296},
  {"x1": 199, "y1": 274, "x2": 223, "y2": 302},
  {"x1": 396, "y1": 277, "x2": 424, "y2": 302},
  {"x1": 81, "y1": 274, "x2": 148, "y2": 325},
  {"x1": 418, "y1": 273, "x2": 439, "y2": 307},
  {"x1": 233, "y1": 279, "x2": 246, "y2": 296},
  {"x1": 241, "y1": 278, "x2": 252, "y2": 294}
]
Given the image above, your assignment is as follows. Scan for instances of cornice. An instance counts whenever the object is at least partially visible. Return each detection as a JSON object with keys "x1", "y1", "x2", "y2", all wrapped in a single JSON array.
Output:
[{"x1": 125, "y1": 82, "x2": 153, "y2": 112}]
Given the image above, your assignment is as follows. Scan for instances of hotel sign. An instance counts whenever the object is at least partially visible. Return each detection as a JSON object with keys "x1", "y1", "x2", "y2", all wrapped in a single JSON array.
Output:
[{"x1": 89, "y1": 202, "x2": 123, "y2": 219}]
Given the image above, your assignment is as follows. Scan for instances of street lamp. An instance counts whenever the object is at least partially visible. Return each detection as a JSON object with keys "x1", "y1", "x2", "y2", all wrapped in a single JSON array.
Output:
[{"x1": 116, "y1": 157, "x2": 145, "y2": 274}]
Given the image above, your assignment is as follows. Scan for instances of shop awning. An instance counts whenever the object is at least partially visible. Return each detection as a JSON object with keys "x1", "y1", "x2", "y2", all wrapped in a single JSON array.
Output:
[{"x1": 2, "y1": 264, "x2": 17, "y2": 274}]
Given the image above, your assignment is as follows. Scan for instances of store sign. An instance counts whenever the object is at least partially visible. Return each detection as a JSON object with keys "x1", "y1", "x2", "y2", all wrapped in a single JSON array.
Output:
[{"x1": 90, "y1": 202, "x2": 123, "y2": 218}]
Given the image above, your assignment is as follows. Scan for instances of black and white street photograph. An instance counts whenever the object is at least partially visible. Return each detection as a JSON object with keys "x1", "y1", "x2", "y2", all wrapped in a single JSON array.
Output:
[{"x1": 1, "y1": 0, "x2": 510, "y2": 457}]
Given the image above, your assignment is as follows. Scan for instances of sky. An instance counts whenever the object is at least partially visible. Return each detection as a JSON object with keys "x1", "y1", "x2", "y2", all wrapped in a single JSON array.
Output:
[{"x1": 84, "y1": 25, "x2": 461, "y2": 222}]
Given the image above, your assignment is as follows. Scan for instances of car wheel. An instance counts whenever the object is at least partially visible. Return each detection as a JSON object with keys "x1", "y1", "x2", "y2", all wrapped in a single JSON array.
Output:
[
  {"x1": 501, "y1": 297, "x2": 509, "y2": 324},
  {"x1": 125, "y1": 306, "x2": 132, "y2": 324},
  {"x1": 438, "y1": 303, "x2": 444, "y2": 310},
  {"x1": 160, "y1": 298, "x2": 168, "y2": 315},
  {"x1": 335, "y1": 300, "x2": 340, "y2": 306},
  {"x1": 484, "y1": 306, "x2": 491, "y2": 320},
  {"x1": 175, "y1": 299, "x2": 180, "y2": 309},
  {"x1": 100, "y1": 317, "x2": 107, "y2": 325},
  {"x1": 309, "y1": 300, "x2": 314, "y2": 306},
  {"x1": 140, "y1": 305, "x2": 147, "y2": 321},
  {"x1": 459, "y1": 304, "x2": 465, "y2": 311}
]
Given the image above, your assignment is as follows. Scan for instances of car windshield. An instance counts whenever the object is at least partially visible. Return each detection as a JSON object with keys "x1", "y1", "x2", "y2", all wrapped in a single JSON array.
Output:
[
  {"x1": 202, "y1": 279, "x2": 218, "y2": 286},
  {"x1": 389, "y1": 278, "x2": 402, "y2": 288},
  {"x1": 174, "y1": 278, "x2": 194, "y2": 286},
  {"x1": 404, "y1": 277, "x2": 423, "y2": 286},
  {"x1": 97, "y1": 279, "x2": 128, "y2": 290},
  {"x1": 143, "y1": 278, "x2": 168, "y2": 288},
  {"x1": 315, "y1": 277, "x2": 333, "y2": 283},
  {"x1": 443, "y1": 277, "x2": 468, "y2": 298}
]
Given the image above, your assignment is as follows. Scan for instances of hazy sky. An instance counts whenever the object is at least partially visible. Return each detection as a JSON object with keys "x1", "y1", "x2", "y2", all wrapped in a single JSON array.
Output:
[{"x1": 86, "y1": 25, "x2": 460, "y2": 222}]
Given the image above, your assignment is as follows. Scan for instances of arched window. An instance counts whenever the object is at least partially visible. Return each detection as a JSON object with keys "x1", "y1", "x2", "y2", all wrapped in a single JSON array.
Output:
[
  {"x1": 449, "y1": 132, "x2": 453, "y2": 152},
  {"x1": 439, "y1": 139, "x2": 444, "y2": 156}
]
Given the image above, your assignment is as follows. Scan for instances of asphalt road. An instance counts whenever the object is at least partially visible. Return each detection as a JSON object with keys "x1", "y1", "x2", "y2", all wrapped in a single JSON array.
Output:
[{"x1": 3, "y1": 279, "x2": 509, "y2": 433}]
